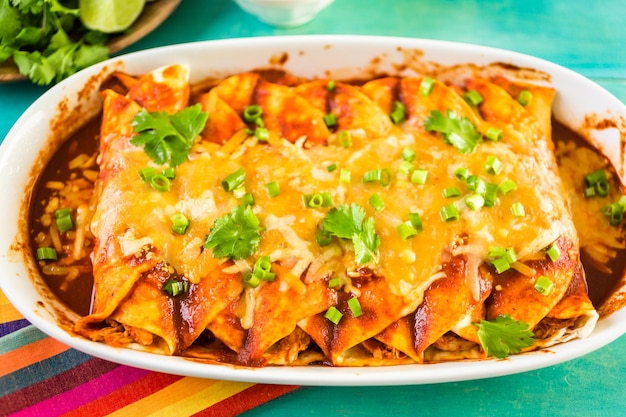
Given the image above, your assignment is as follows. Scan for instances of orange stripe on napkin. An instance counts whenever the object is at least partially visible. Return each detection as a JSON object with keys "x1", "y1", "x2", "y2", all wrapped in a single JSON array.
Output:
[
  {"x1": 0, "y1": 290, "x2": 24, "y2": 324},
  {"x1": 105, "y1": 377, "x2": 253, "y2": 417},
  {"x1": 0, "y1": 336, "x2": 69, "y2": 377}
]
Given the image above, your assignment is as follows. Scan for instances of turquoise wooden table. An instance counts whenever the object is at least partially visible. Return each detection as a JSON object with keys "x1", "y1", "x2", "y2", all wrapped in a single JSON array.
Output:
[{"x1": 1, "y1": 1, "x2": 625, "y2": 416}]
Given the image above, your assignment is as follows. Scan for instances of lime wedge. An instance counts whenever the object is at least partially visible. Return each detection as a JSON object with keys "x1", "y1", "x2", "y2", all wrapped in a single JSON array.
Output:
[{"x1": 79, "y1": 0, "x2": 146, "y2": 33}]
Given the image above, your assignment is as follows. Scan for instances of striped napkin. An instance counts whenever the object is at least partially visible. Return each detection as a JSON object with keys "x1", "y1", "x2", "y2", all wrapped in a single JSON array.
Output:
[{"x1": 0, "y1": 290, "x2": 298, "y2": 416}]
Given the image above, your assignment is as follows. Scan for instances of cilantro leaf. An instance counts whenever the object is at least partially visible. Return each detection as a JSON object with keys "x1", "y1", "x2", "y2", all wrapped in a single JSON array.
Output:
[
  {"x1": 12, "y1": 50, "x2": 55, "y2": 85},
  {"x1": 322, "y1": 203, "x2": 380, "y2": 265},
  {"x1": 130, "y1": 104, "x2": 209, "y2": 167},
  {"x1": 424, "y1": 109, "x2": 482, "y2": 154},
  {"x1": 476, "y1": 314, "x2": 534, "y2": 358},
  {"x1": 0, "y1": 0, "x2": 23, "y2": 44},
  {"x1": 203, "y1": 204, "x2": 264, "y2": 260}
]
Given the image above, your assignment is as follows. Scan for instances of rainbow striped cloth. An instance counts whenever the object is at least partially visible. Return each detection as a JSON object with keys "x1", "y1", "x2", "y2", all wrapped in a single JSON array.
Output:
[{"x1": 0, "y1": 290, "x2": 298, "y2": 416}]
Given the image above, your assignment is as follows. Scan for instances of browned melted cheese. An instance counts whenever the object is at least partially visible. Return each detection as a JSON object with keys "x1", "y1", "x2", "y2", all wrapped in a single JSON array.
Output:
[{"x1": 74, "y1": 65, "x2": 598, "y2": 366}]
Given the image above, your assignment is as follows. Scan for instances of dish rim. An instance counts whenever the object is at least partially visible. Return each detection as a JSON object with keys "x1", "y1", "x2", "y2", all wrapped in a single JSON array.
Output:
[{"x1": 1, "y1": 34, "x2": 625, "y2": 386}]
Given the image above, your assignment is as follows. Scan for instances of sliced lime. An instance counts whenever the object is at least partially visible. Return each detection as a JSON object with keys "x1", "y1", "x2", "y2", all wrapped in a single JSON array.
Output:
[{"x1": 79, "y1": 0, "x2": 146, "y2": 33}]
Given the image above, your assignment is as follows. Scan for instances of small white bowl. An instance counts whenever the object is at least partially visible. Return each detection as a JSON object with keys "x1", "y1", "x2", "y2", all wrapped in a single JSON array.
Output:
[{"x1": 233, "y1": 0, "x2": 334, "y2": 27}]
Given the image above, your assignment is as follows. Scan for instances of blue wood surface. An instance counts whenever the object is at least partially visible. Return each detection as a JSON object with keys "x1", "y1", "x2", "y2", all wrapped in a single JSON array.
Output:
[{"x1": 1, "y1": 1, "x2": 624, "y2": 415}]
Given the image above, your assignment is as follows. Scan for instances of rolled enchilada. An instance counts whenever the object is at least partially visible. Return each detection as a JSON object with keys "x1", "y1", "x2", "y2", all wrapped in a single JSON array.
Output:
[{"x1": 75, "y1": 64, "x2": 598, "y2": 366}]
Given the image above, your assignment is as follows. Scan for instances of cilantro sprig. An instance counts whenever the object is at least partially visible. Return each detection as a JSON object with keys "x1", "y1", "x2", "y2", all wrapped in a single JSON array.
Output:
[
  {"x1": 321, "y1": 203, "x2": 380, "y2": 264},
  {"x1": 424, "y1": 109, "x2": 482, "y2": 154},
  {"x1": 476, "y1": 314, "x2": 534, "y2": 358},
  {"x1": 203, "y1": 204, "x2": 264, "y2": 261},
  {"x1": 1, "y1": 0, "x2": 109, "y2": 85},
  {"x1": 130, "y1": 104, "x2": 209, "y2": 168}
]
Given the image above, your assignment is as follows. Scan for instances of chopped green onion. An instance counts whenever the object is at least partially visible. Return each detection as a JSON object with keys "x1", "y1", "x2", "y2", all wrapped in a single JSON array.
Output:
[
  {"x1": 255, "y1": 127, "x2": 269, "y2": 142},
  {"x1": 266, "y1": 181, "x2": 280, "y2": 198},
  {"x1": 440, "y1": 203, "x2": 460, "y2": 222},
  {"x1": 455, "y1": 167, "x2": 470, "y2": 181},
  {"x1": 546, "y1": 243, "x2": 560, "y2": 262},
  {"x1": 338, "y1": 131, "x2": 352, "y2": 148},
  {"x1": 402, "y1": 147, "x2": 416, "y2": 162},
  {"x1": 419, "y1": 77, "x2": 435, "y2": 96},
  {"x1": 534, "y1": 275, "x2": 554, "y2": 295},
  {"x1": 304, "y1": 192, "x2": 333, "y2": 208},
  {"x1": 222, "y1": 167, "x2": 246, "y2": 192},
  {"x1": 488, "y1": 246, "x2": 507, "y2": 258},
  {"x1": 390, "y1": 100, "x2": 407, "y2": 124},
  {"x1": 347, "y1": 297, "x2": 363, "y2": 318},
  {"x1": 324, "y1": 113, "x2": 338, "y2": 129},
  {"x1": 340, "y1": 168, "x2": 351, "y2": 183},
  {"x1": 442, "y1": 186, "x2": 461, "y2": 198},
  {"x1": 243, "y1": 273, "x2": 261, "y2": 288},
  {"x1": 369, "y1": 193, "x2": 385, "y2": 211},
  {"x1": 252, "y1": 255, "x2": 275, "y2": 281},
  {"x1": 170, "y1": 212, "x2": 190, "y2": 235},
  {"x1": 463, "y1": 90, "x2": 483, "y2": 106},
  {"x1": 316, "y1": 227, "x2": 333, "y2": 246},
  {"x1": 584, "y1": 169, "x2": 609, "y2": 198},
  {"x1": 55, "y1": 208, "x2": 74, "y2": 232},
  {"x1": 163, "y1": 279, "x2": 189, "y2": 296},
  {"x1": 411, "y1": 169, "x2": 429, "y2": 185},
  {"x1": 241, "y1": 192, "x2": 255, "y2": 206},
  {"x1": 37, "y1": 247, "x2": 57, "y2": 261},
  {"x1": 150, "y1": 174, "x2": 171, "y2": 192},
  {"x1": 408, "y1": 212, "x2": 423, "y2": 231},
  {"x1": 397, "y1": 221, "x2": 418, "y2": 240},
  {"x1": 233, "y1": 185, "x2": 247, "y2": 199},
  {"x1": 328, "y1": 277, "x2": 342, "y2": 288},
  {"x1": 484, "y1": 155, "x2": 503, "y2": 175},
  {"x1": 483, "y1": 182, "x2": 499, "y2": 207},
  {"x1": 362, "y1": 168, "x2": 392, "y2": 186},
  {"x1": 327, "y1": 163, "x2": 337, "y2": 172},
  {"x1": 510, "y1": 202, "x2": 526, "y2": 217},
  {"x1": 498, "y1": 179, "x2": 518, "y2": 195},
  {"x1": 583, "y1": 186, "x2": 596, "y2": 198},
  {"x1": 467, "y1": 175, "x2": 486, "y2": 194},
  {"x1": 327, "y1": 79, "x2": 336, "y2": 92},
  {"x1": 243, "y1": 104, "x2": 263, "y2": 123},
  {"x1": 162, "y1": 167, "x2": 176, "y2": 180},
  {"x1": 465, "y1": 193, "x2": 485, "y2": 211},
  {"x1": 139, "y1": 167, "x2": 158, "y2": 182},
  {"x1": 398, "y1": 160, "x2": 414, "y2": 175},
  {"x1": 517, "y1": 90, "x2": 532, "y2": 106},
  {"x1": 486, "y1": 127, "x2": 503, "y2": 142},
  {"x1": 491, "y1": 257, "x2": 511, "y2": 274},
  {"x1": 602, "y1": 202, "x2": 624, "y2": 226},
  {"x1": 324, "y1": 306, "x2": 343, "y2": 325},
  {"x1": 503, "y1": 247, "x2": 517, "y2": 264}
]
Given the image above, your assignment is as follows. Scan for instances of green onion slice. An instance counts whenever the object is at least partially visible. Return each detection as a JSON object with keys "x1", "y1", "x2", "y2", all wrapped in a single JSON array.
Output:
[
  {"x1": 324, "y1": 306, "x2": 343, "y2": 325},
  {"x1": 55, "y1": 208, "x2": 74, "y2": 232},
  {"x1": 324, "y1": 113, "x2": 338, "y2": 129},
  {"x1": 440, "y1": 203, "x2": 460, "y2": 222},
  {"x1": 327, "y1": 163, "x2": 337, "y2": 172},
  {"x1": 534, "y1": 275, "x2": 554, "y2": 295},
  {"x1": 163, "y1": 279, "x2": 189, "y2": 296},
  {"x1": 397, "y1": 221, "x2": 418, "y2": 240},
  {"x1": 546, "y1": 243, "x2": 560, "y2": 262},
  {"x1": 455, "y1": 167, "x2": 470, "y2": 181},
  {"x1": 328, "y1": 277, "x2": 342, "y2": 288},
  {"x1": 510, "y1": 202, "x2": 526, "y2": 217},
  {"x1": 498, "y1": 179, "x2": 517, "y2": 195},
  {"x1": 338, "y1": 131, "x2": 352, "y2": 148},
  {"x1": 486, "y1": 127, "x2": 503, "y2": 142},
  {"x1": 304, "y1": 192, "x2": 333, "y2": 208},
  {"x1": 348, "y1": 297, "x2": 363, "y2": 318},
  {"x1": 340, "y1": 168, "x2": 351, "y2": 183},
  {"x1": 465, "y1": 193, "x2": 485, "y2": 211},
  {"x1": 327, "y1": 79, "x2": 336, "y2": 92},
  {"x1": 252, "y1": 255, "x2": 275, "y2": 281},
  {"x1": 419, "y1": 77, "x2": 435, "y2": 96},
  {"x1": 369, "y1": 193, "x2": 385, "y2": 211},
  {"x1": 442, "y1": 186, "x2": 461, "y2": 198},
  {"x1": 484, "y1": 155, "x2": 503, "y2": 175},
  {"x1": 37, "y1": 247, "x2": 58, "y2": 261},
  {"x1": 411, "y1": 169, "x2": 428, "y2": 185},
  {"x1": 266, "y1": 181, "x2": 280, "y2": 198},
  {"x1": 463, "y1": 90, "x2": 483, "y2": 106},
  {"x1": 150, "y1": 174, "x2": 171, "y2": 192},
  {"x1": 171, "y1": 212, "x2": 190, "y2": 235},
  {"x1": 390, "y1": 100, "x2": 406, "y2": 124},
  {"x1": 222, "y1": 167, "x2": 246, "y2": 192},
  {"x1": 517, "y1": 90, "x2": 532, "y2": 106},
  {"x1": 402, "y1": 147, "x2": 416, "y2": 162},
  {"x1": 243, "y1": 104, "x2": 263, "y2": 123}
]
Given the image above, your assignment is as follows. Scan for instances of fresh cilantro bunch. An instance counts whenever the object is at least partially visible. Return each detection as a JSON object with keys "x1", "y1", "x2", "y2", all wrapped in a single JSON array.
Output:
[
  {"x1": 424, "y1": 109, "x2": 482, "y2": 154},
  {"x1": 131, "y1": 104, "x2": 209, "y2": 167},
  {"x1": 321, "y1": 203, "x2": 380, "y2": 265},
  {"x1": 203, "y1": 204, "x2": 264, "y2": 261},
  {"x1": 476, "y1": 314, "x2": 534, "y2": 358},
  {"x1": 0, "y1": 0, "x2": 110, "y2": 85}
]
